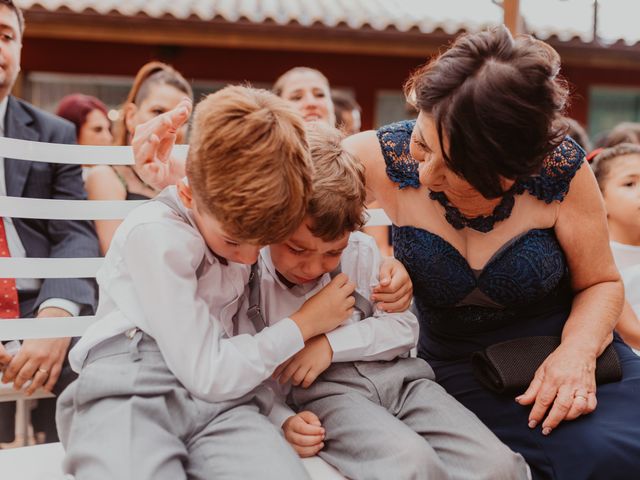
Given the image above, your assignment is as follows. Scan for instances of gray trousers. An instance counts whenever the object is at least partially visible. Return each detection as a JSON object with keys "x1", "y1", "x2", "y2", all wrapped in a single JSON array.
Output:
[
  {"x1": 56, "y1": 331, "x2": 310, "y2": 480},
  {"x1": 289, "y1": 358, "x2": 529, "y2": 480}
]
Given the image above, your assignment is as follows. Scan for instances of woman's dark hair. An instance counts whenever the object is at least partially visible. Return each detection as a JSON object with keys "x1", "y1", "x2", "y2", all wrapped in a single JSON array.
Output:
[
  {"x1": 56, "y1": 94, "x2": 109, "y2": 141},
  {"x1": 559, "y1": 117, "x2": 592, "y2": 153},
  {"x1": 405, "y1": 25, "x2": 569, "y2": 198}
]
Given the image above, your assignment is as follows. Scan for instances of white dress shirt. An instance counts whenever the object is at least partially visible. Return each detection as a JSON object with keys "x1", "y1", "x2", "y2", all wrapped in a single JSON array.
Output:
[
  {"x1": 611, "y1": 241, "x2": 640, "y2": 316},
  {"x1": 0, "y1": 96, "x2": 79, "y2": 316},
  {"x1": 69, "y1": 186, "x2": 305, "y2": 402},
  {"x1": 236, "y1": 231, "x2": 419, "y2": 427}
]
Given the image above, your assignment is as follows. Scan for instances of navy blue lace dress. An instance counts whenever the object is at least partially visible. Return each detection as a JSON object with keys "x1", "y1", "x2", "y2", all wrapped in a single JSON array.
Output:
[{"x1": 378, "y1": 120, "x2": 640, "y2": 480}]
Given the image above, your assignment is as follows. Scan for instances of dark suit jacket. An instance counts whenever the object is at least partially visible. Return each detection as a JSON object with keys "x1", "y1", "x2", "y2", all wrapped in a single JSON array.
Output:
[{"x1": 3, "y1": 95, "x2": 99, "y2": 316}]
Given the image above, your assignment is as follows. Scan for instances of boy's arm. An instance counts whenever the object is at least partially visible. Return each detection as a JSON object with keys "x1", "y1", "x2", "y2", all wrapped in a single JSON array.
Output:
[
  {"x1": 123, "y1": 222, "x2": 305, "y2": 403},
  {"x1": 266, "y1": 383, "x2": 297, "y2": 428},
  {"x1": 325, "y1": 233, "x2": 419, "y2": 362}
]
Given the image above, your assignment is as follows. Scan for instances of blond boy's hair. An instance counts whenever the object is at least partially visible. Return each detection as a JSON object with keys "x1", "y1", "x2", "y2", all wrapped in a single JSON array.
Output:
[
  {"x1": 305, "y1": 122, "x2": 367, "y2": 241},
  {"x1": 186, "y1": 85, "x2": 312, "y2": 245}
]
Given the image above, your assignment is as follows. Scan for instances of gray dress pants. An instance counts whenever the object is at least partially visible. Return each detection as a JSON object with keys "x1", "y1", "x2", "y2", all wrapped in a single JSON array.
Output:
[
  {"x1": 289, "y1": 357, "x2": 529, "y2": 480},
  {"x1": 57, "y1": 331, "x2": 310, "y2": 480}
]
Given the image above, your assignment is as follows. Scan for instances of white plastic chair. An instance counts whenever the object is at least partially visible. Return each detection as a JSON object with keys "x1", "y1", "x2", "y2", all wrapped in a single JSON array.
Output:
[{"x1": 0, "y1": 137, "x2": 395, "y2": 478}]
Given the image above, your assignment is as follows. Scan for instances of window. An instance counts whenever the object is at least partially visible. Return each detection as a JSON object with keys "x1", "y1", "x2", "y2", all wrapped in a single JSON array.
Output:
[{"x1": 589, "y1": 86, "x2": 640, "y2": 139}]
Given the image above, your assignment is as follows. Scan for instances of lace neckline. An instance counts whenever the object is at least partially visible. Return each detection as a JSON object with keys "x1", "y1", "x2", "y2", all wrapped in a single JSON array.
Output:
[{"x1": 429, "y1": 184, "x2": 520, "y2": 233}]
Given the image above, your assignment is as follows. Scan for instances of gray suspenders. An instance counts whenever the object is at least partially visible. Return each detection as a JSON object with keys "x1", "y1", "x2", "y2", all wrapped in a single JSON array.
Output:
[
  {"x1": 154, "y1": 192, "x2": 374, "y2": 336},
  {"x1": 245, "y1": 263, "x2": 374, "y2": 334}
]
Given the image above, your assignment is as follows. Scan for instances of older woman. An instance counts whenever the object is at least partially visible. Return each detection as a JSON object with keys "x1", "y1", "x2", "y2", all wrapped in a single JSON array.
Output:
[{"x1": 344, "y1": 26, "x2": 640, "y2": 479}]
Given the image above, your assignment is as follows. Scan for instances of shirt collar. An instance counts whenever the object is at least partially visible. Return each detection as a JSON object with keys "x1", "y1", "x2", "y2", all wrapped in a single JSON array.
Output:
[{"x1": 165, "y1": 185, "x2": 217, "y2": 265}]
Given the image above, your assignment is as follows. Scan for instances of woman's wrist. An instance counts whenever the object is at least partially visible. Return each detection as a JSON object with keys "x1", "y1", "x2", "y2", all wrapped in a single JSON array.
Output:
[{"x1": 558, "y1": 336, "x2": 600, "y2": 361}]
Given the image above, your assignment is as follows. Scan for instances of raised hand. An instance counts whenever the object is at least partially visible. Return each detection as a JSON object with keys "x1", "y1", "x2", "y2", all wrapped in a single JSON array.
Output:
[{"x1": 132, "y1": 97, "x2": 192, "y2": 190}]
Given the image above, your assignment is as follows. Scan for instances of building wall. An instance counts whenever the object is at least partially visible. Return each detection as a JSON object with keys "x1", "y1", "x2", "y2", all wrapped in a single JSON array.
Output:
[{"x1": 22, "y1": 37, "x2": 640, "y2": 134}]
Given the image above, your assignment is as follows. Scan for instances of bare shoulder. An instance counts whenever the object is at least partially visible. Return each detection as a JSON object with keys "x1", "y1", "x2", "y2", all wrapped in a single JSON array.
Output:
[
  {"x1": 343, "y1": 130, "x2": 390, "y2": 204},
  {"x1": 555, "y1": 160, "x2": 620, "y2": 288},
  {"x1": 85, "y1": 165, "x2": 126, "y2": 200}
]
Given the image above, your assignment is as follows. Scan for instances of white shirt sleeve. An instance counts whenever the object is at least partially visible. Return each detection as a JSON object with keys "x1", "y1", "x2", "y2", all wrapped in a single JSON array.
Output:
[
  {"x1": 267, "y1": 382, "x2": 296, "y2": 428},
  {"x1": 123, "y1": 223, "x2": 305, "y2": 403},
  {"x1": 37, "y1": 298, "x2": 81, "y2": 317},
  {"x1": 325, "y1": 233, "x2": 419, "y2": 362}
]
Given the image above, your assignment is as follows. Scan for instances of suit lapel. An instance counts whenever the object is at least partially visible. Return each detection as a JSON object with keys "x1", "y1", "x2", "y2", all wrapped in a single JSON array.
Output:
[{"x1": 4, "y1": 96, "x2": 38, "y2": 197}]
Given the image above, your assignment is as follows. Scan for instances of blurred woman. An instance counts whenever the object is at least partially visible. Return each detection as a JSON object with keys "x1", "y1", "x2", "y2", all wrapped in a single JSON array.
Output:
[
  {"x1": 56, "y1": 93, "x2": 113, "y2": 146},
  {"x1": 85, "y1": 61, "x2": 193, "y2": 254},
  {"x1": 275, "y1": 68, "x2": 391, "y2": 255},
  {"x1": 273, "y1": 67, "x2": 335, "y2": 126}
]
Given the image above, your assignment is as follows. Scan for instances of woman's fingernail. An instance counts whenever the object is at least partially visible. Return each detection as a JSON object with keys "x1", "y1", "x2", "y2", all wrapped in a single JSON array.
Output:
[
  {"x1": 542, "y1": 427, "x2": 552, "y2": 436},
  {"x1": 528, "y1": 420, "x2": 537, "y2": 429},
  {"x1": 515, "y1": 396, "x2": 522, "y2": 403}
]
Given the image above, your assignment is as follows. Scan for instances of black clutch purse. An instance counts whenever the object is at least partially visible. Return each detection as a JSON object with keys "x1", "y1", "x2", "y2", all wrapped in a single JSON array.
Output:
[{"x1": 471, "y1": 336, "x2": 622, "y2": 395}]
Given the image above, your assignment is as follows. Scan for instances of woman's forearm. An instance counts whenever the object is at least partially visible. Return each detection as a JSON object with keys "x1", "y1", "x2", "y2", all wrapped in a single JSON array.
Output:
[{"x1": 561, "y1": 280, "x2": 624, "y2": 358}]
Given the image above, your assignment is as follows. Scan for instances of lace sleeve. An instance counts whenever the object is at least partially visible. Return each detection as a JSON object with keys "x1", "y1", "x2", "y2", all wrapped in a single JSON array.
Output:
[
  {"x1": 376, "y1": 120, "x2": 420, "y2": 189},
  {"x1": 521, "y1": 136, "x2": 585, "y2": 203}
]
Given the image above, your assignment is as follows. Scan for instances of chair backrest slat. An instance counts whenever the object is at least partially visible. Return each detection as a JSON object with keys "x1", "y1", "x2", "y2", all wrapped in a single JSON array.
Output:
[
  {"x1": 0, "y1": 139, "x2": 392, "y2": 343},
  {"x1": 0, "y1": 197, "x2": 145, "y2": 219},
  {"x1": 0, "y1": 257, "x2": 103, "y2": 278},
  {"x1": 0, "y1": 316, "x2": 97, "y2": 340},
  {"x1": 0, "y1": 136, "x2": 188, "y2": 165}
]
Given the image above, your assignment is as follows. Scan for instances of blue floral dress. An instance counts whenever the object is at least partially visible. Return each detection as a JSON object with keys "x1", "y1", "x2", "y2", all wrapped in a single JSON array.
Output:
[{"x1": 378, "y1": 120, "x2": 640, "y2": 480}]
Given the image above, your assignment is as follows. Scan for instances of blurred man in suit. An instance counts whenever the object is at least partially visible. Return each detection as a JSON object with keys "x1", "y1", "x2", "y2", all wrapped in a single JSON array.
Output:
[{"x1": 0, "y1": 0, "x2": 99, "y2": 444}]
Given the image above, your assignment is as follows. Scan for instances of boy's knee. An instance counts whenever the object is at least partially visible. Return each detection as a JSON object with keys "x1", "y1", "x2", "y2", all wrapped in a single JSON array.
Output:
[
  {"x1": 395, "y1": 436, "x2": 448, "y2": 479},
  {"x1": 475, "y1": 446, "x2": 529, "y2": 480}
]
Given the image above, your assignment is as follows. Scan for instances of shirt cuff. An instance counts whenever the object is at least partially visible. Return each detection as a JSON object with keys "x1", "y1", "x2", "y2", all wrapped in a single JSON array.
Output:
[
  {"x1": 261, "y1": 317, "x2": 305, "y2": 362},
  {"x1": 325, "y1": 325, "x2": 357, "y2": 362},
  {"x1": 269, "y1": 400, "x2": 296, "y2": 428},
  {"x1": 38, "y1": 298, "x2": 81, "y2": 317}
]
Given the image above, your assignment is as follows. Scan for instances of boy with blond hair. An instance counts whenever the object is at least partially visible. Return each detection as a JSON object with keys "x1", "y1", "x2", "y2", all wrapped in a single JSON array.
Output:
[
  {"x1": 56, "y1": 86, "x2": 357, "y2": 480},
  {"x1": 240, "y1": 123, "x2": 529, "y2": 480}
]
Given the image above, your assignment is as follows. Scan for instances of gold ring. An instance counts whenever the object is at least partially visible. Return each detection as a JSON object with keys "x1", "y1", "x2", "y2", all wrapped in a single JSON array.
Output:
[
  {"x1": 37, "y1": 368, "x2": 49, "y2": 375},
  {"x1": 574, "y1": 394, "x2": 587, "y2": 401}
]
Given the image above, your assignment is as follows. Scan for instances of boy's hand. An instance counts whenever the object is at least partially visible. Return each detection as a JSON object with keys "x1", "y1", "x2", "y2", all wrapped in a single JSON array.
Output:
[
  {"x1": 290, "y1": 273, "x2": 355, "y2": 341},
  {"x1": 282, "y1": 411, "x2": 325, "y2": 458},
  {"x1": 133, "y1": 97, "x2": 192, "y2": 190},
  {"x1": 273, "y1": 335, "x2": 333, "y2": 387},
  {"x1": 373, "y1": 257, "x2": 413, "y2": 312}
]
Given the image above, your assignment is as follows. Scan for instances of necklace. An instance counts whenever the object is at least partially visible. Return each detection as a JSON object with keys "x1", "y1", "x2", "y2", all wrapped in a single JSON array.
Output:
[{"x1": 429, "y1": 184, "x2": 520, "y2": 233}]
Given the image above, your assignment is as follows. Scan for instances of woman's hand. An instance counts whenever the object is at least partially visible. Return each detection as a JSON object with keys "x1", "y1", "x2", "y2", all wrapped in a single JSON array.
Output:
[
  {"x1": 132, "y1": 97, "x2": 192, "y2": 190},
  {"x1": 516, "y1": 342, "x2": 598, "y2": 435},
  {"x1": 373, "y1": 257, "x2": 413, "y2": 312}
]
